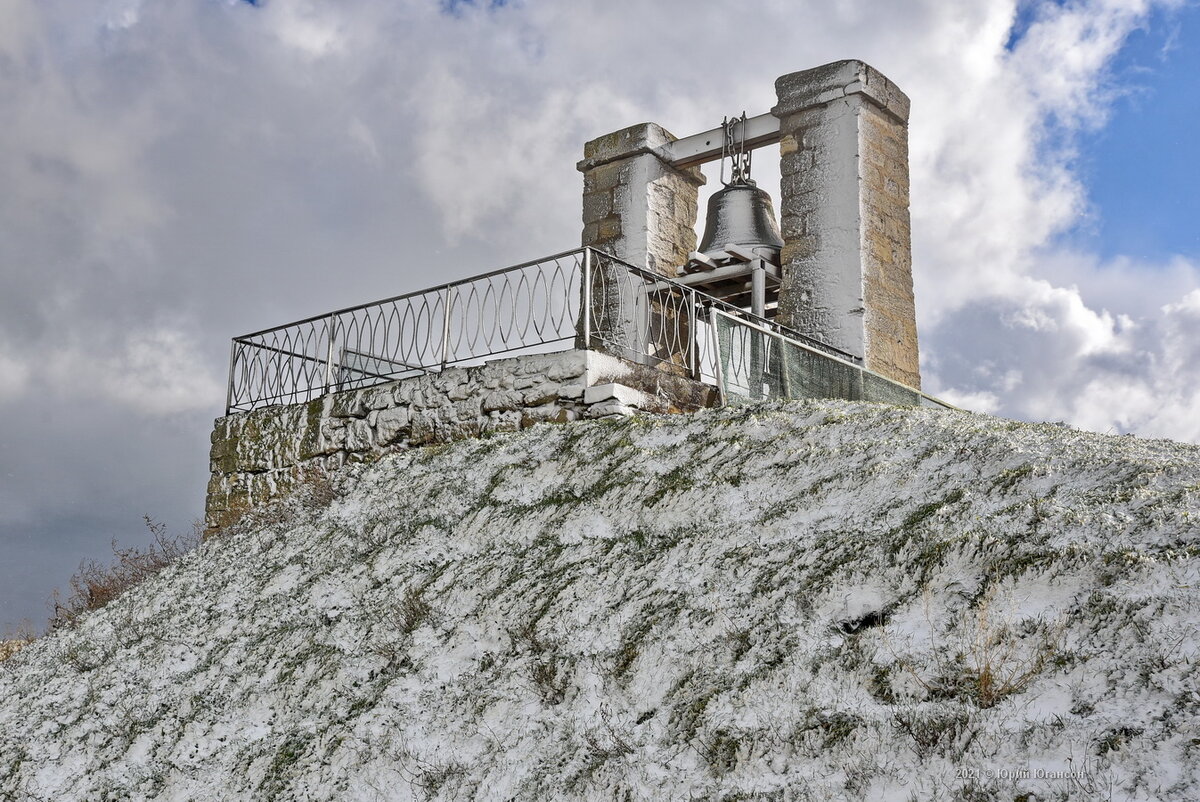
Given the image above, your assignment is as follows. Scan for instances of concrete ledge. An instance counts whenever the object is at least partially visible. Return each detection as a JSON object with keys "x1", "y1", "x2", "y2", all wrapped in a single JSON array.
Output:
[
  {"x1": 582, "y1": 382, "x2": 653, "y2": 407},
  {"x1": 577, "y1": 122, "x2": 704, "y2": 180},
  {"x1": 773, "y1": 60, "x2": 911, "y2": 123}
]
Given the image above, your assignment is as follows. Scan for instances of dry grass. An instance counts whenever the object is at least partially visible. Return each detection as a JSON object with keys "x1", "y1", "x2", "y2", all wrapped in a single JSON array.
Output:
[
  {"x1": 0, "y1": 621, "x2": 36, "y2": 663},
  {"x1": 48, "y1": 517, "x2": 200, "y2": 631},
  {"x1": 892, "y1": 594, "x2": 1062, "y2": 709}
]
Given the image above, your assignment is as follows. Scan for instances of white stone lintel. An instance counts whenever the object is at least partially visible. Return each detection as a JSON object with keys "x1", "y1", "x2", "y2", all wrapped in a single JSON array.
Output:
[{"x1": 583, "y1": 382, "x2": 652, "y2": 408}]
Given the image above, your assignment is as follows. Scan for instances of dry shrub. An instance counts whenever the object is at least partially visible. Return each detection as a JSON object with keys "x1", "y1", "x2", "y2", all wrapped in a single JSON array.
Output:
[
  {"x1": 0, "y1": 621, "x2": 36, "y2": 663},
  {"x1": 48, "y1": 517, "x2": 200, "y2": 631},
  {"x1": 892, "y1": 593, "x2": 1062, "y2": 709}
]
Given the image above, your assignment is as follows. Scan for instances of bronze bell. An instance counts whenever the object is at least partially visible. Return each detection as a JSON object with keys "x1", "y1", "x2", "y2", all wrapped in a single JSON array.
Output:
[{"x1": 697, "y1": 180, "x2": 784, "y2": 258}]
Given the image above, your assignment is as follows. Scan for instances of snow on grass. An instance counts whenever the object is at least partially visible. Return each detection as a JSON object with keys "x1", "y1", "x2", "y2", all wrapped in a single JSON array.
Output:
[{"x1": 2, "y1": 399, "x2": 1199, "y2": 800}]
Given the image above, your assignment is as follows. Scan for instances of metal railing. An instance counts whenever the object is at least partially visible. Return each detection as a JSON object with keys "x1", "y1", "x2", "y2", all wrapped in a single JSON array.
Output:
[
  {"x1": 224, "y1": 247, "x2": 945, "y2": 414},
  {"x1": 226, "y1": 249, "x2": 588, "y2": 412}
]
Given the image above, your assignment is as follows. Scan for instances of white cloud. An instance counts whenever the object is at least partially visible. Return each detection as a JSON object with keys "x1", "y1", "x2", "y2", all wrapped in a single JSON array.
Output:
[
  {"x1": 262, "y1": 2, "x2": 347, "y2": 59},
  {"x1": 46, "y1": 328, "x2": 222, "y2": 417},
  {"x1": 0, "y1": 346, "x2": 31, "y2": 402}
]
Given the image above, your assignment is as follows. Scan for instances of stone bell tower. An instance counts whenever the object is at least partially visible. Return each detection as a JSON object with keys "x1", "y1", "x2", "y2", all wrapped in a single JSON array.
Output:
[{"x1": 577, "y1": 59, "x2": 921, "y2": 390}]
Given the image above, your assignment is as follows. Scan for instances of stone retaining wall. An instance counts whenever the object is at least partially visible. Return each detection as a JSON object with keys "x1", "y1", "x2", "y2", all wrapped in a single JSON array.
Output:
[{"x1": 205, "y1": 349, "x2": 717, "y2": 533}]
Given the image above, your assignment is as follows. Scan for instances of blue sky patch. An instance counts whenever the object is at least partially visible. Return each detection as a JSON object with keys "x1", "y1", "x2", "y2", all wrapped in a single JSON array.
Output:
[{"x1": 1069, "y1": 3, "x2": 1200, "y2": 261}]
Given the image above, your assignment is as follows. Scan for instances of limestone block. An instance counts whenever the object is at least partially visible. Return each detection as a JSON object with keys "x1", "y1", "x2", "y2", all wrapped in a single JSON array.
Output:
[
  {"x1": 583, "y1": 382, "x2": 652, "y2": 408},
  {"x1": 361, "y1": 386, "x2": 395, "y2": 411},
  {"x1": 296, "y1": 399, "x2": 327, "y2": 460},
  {"x1": 556, "y1": 384, "x2": 585, "y2": 399},
  {"x1": 579, "y1": 122, "x2": 678, "y2": 169},
  {"x1": 210, "y1": 436, "x2": 239, "y2": 475},
  {"x1": 584, "y1": 402, "x2": 635, "y2": 419},
  {"x1": 483, "y1": 410, "x2": 522, "y2": 435},
  {"x1": 522, "y1": 384, "x2": 560, "y2": 407},
  {"x1": 447, "y1": 420, "x2": 482, "y2": 441},
  {"x1": 409, "y1": 411, "x2": 441, "y2": 445},
  {"x1": 346, "y1": 420, "x2": 373, "y2": 452},
  {"x1": 394, "y1": 381, "x2": 415, "y2": 404},
  {"x1": 773, "y1": 60, "x2": 910, "y2": 123},
  {"x1": 453, "y1": 398, "x2": 480, "y2": 421},
  {"x1": 374, "y1": 406, "x2": 411, "y2": 445},
  {"x1": 210, "y1": 418, "x2": 232, "y2": 444},
  {"x1": 481, "y1": 389, "x2": 522, "y2": 413},
  {"x1": 583, "y1": 162, "x2": 624, "y2": 193},
  {"x1": 582, "y1": 191, "x2": 612, "y2": 224},
  {"x1": 447, "y1": 382, "x2": 474, "y2": 401},
  {"x1": 320, "y1": 418, "x2": 348, "y2": 451},
  {"x1": 330, "y1": 390, "x2": 367, "y2": 419},
  {"x1": 521, "y1": 405, "x2": 573, "y2": 427}
]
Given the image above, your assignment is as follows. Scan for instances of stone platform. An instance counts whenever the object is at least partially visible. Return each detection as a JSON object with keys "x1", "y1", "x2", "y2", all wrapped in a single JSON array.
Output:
[{"x1": 205, "y1": 349, "x2": 716, "y2": 533}]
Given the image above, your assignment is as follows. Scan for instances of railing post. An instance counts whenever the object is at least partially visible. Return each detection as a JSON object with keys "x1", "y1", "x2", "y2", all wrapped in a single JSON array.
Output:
[
  {"x1": 323, "y1": 313, "x2": 337, "y2": 395},
  {"x1": 581, "y1": 248, "x2": 592, "y2": 349},
  {"x1": 440, "y1": 286, "x2": 454, "y2": 369},
  {"x1": 688, "y1": 288, "x2": 699, "y2": 380},
  {"x1": 710, "y1": 309, "x2": 727, "y2": 407},
  {"x1": 225, "y1": 339, "x2": 238, "y2": 415}
]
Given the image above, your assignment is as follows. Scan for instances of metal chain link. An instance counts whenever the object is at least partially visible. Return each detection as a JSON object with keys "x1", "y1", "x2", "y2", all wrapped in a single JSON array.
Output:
[{"x1": 720, "y1": 112, "x2": 753, "y2": 186}]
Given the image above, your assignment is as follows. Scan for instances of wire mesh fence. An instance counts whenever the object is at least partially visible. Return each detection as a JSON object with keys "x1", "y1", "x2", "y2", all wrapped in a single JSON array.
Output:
[{"x1": 710, "y1": 309, "x2": 953, "y2": 409}]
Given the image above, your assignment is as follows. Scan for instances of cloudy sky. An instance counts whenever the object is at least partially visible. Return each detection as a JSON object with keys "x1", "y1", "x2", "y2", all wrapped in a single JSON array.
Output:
[{"x1": 1, "y1": 0, "x2": 1197, "y2": 629}]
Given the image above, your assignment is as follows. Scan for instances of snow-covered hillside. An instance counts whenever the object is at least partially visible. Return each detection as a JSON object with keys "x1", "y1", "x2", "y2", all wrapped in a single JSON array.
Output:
[{"x1": 2, "y1": 400, "x2": 1198, "y2": 801}]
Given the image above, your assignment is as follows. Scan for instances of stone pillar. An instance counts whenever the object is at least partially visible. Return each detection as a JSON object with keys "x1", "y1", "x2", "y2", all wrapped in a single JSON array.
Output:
[
  {"x1": 773, "y1": 60, "x2": 921, "y2": 389},
  {"x1": 577, "y1": 122, "x2": 705, "y2": 274},
  {"x1": 576, "y1": 123, "x2": 704, "y2": 363}
]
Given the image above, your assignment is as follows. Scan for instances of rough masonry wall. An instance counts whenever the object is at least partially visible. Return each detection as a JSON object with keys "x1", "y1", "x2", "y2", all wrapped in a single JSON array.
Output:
[
  {"x1": 859, "y1": 101, "x2": 920, "y2": 388},
  {"x1": 205, "y1": 350, "x2": 716, "y2": 533},
  {"x1": 773, "y1": 60, "x2": 921, "y2": 389}
]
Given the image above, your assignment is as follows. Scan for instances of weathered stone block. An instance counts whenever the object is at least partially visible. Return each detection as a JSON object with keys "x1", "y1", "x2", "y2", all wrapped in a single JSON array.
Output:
[
  {"x1": 522, "y1": 384, "x2": 560, "y2": 407},
  {"x1": 583, "y1": 162, "x2": 624, "y2": 193},
  {"x1": 447, "y1": 382, "x2": 473, "y2": 402},
  {"x1": 481, "y1": 389, "x2": 522, "y2": 413},
  {"x1": 320, "y1": 418, "x2": 348, "y2": 451},
  {"x1": 346, "y1": 420, "x2": 373, "y2": 452},
  {"x1": 409, "y1": 411, "x2": 440, "y2": 445},
  {"x1": 584, "y1": 401, "x2": 634, "y2": 418},
  {"x1": 375, "y1": 406, "x2": 411, "y2": 445},
  {"x1": 329, "y1": 390, "x2": 367, "y2": 419},
  {"x1": 483, "y1": 409, "x2": 522, "y2": 434},
  {"x1": 361, "y1": 386, "x2": 394, "y2": 411},
  {"x1": 582, "y1": 191, "x2": 612, "y2": 224}
]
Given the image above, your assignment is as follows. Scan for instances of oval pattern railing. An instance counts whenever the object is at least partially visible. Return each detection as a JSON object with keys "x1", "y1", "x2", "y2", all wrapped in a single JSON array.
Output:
[{"x1": 225, "y1": 247, "x2": 893, "y2": 414}]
